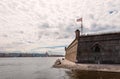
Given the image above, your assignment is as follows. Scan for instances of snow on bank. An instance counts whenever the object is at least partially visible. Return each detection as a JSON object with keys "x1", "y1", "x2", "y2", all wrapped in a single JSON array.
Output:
[
  {"x1": 53, "y1": 59, "x2": 76, "y2": 69},
  {"x1": 53, "y1": 59, "x2": 120, "y2": 73}
]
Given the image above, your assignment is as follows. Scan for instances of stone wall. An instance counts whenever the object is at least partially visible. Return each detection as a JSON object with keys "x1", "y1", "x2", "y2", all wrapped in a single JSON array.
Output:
[
  {"x1": 65, "y1": 29, "x2": 120, "y2": 64},
  {"x1": 77, "y1": 33, "x2": 120, "y2": 64},
  {"x1": 65, "y1": 39, "x2": 78, "y2": 62}
]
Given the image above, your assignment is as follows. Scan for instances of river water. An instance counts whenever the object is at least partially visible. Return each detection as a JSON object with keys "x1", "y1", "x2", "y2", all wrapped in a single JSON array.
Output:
[
  {"x1": 0, "y1": 57, "x2": 120, "y2": 79},
  {"x1": 0, "y1": 57, "x2": 70, "y2": 79}
]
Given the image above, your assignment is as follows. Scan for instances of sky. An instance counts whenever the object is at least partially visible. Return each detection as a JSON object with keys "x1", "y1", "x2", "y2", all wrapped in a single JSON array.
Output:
[{"x1": 0, "y1": 0, "x2": 120, "y2": 55}]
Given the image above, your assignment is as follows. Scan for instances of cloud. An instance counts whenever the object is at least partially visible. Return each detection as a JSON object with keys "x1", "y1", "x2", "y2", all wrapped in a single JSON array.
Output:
[{"x1": 0, "y1": 0, "x2": 120, "y2": 54}]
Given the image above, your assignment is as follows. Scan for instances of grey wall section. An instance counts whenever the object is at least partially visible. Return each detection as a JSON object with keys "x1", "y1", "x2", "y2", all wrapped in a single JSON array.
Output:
[{"x1": 77, "y1": 33, "x2": 120, "y2": 64}]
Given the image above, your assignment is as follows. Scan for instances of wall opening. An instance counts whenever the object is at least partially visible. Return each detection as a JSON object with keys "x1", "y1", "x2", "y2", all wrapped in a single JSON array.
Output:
[
  {"x1": 92, "y1": 43, "x2": 101, "y2": 64},
  {"x1": 92, "y1": 44, "x2": 101, "y2": 53},
  {"x1": 94, "y1": 45, "x2": 100, "y2": 53}
]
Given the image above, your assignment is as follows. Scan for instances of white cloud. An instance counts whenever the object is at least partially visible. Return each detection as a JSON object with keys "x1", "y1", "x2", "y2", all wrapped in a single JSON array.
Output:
[{"x1": 0, "y1": 0, "x2": 120, "y2": 54}]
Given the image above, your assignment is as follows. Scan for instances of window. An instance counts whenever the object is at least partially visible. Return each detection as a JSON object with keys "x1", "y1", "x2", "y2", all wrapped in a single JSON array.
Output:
[
  {"x1": 94, "y1": 45, "x2": 100, "y2": 52},
  {"x1": 92, "y1": 44, "x2": 101, "y2": 53}
]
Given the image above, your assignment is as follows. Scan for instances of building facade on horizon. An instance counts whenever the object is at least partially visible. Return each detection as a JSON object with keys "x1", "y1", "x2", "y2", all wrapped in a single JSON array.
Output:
[{"x1": 65, "y1": 29, "x2": 120, "y2": 64}]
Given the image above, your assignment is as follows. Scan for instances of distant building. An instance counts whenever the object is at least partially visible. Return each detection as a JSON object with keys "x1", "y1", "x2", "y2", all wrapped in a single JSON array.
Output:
[
  {"x1": 65, "y1": 29, "x2": 120, "y2": 64},
  {"x1": 0, "y1": 53, "x2": 49, "y2": 57},
  {"x1": 0, "y1": 53, "x2": 5, "y2": 57}
]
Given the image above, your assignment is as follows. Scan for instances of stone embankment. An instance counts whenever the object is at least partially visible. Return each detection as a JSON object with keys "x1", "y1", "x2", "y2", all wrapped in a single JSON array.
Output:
[{"x1": 53, "y1": 59, "x2": 120, "y2": 72}]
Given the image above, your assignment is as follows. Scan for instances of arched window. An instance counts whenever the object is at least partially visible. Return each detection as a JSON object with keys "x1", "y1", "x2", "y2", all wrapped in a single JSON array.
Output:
[
  {"x1": 92, "y1": 43, "x2": 101, "y2": 53},
  {"x1": 94, "y1": 45, "x2": 100, "y2": 52}
]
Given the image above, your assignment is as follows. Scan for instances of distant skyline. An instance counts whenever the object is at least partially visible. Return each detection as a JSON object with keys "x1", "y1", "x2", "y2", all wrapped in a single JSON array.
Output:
[{"x1": 0, "y1": 0, "x2": 120, "y2": 54}]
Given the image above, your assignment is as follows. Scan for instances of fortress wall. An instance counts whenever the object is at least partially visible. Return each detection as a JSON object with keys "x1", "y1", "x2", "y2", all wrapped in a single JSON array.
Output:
[
  {"x1": 77, "y1": 34, "x2": 120, "y2": 64},
  {"x1": 65, "y1": 29, "x2": 120, "y2": 64},
  {"x1": 65, "y1": 39, "x2": 78, "y2": 62}
]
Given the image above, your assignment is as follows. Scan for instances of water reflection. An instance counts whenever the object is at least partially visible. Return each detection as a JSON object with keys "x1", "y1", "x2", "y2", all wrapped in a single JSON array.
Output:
[{"x1": 65, "y1": 70, "x2": 120, "y2": 79}]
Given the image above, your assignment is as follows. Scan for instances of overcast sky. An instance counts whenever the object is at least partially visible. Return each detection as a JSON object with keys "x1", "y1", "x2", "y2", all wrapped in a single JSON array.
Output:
[{"x1": 0, "y1": 0, "x2": 120, "y2": 54}]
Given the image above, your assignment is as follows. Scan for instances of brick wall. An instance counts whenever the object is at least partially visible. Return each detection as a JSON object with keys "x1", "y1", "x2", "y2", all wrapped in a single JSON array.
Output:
[
  {"x1": 77, "y1": 33, "x2": 120, "y2": 64},
  {"x1": 65, "y1": 39, "x2": 78, "y2": 62}
]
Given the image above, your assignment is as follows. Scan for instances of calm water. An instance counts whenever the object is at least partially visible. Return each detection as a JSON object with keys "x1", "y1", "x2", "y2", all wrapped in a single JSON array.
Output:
[
  {"x1": 0, "y1": 57, "x2": 120, "y2": 79},
  {"x1": 0, "y1": 57, "x2": 70, "y2": 79}
]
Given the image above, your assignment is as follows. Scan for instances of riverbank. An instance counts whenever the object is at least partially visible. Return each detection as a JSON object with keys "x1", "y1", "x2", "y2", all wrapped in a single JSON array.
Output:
[{"x1": 53, "y1": 59, "x2": 120, "y2": 72}]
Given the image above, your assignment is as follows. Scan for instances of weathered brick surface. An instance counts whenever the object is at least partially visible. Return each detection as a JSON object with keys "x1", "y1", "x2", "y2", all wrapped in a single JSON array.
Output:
[
  {"x1": 65, "y1": 30, "x2": 120, "y2": 64},
  {"x1": 65, "y1": 39, "x2": 78, "y2": 62},
  {"x1": 77, "y1": 33, "x2": 120, "y2": 64}
]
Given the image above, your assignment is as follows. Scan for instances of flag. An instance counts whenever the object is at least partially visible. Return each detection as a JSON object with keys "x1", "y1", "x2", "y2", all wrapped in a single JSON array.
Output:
[
  {"x1": 76, "y1": 18, "x2": 83, "y2": 35},
  {"x1": 76, "y1": 18, "x2": 82, "y2": 22}
]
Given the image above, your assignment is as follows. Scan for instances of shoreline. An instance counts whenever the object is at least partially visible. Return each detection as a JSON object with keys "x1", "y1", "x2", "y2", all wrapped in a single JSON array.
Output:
[{"x1": 53, "y1": 59, "x2": 120, "y2": 73}]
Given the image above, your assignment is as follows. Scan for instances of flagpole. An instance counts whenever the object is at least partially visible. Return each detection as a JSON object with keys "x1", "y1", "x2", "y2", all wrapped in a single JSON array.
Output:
[
  {"x1": 81, "y1": 19, "x2": 83, "y2": 35},
  {"x1": 76, "y1": 18, "x2": 83, "y2": 35}
]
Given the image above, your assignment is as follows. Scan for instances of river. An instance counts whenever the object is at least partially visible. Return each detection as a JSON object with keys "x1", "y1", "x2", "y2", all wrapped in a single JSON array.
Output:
[{"x1": 0, "y1": 57, "x2": 120, "y2": 79}]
